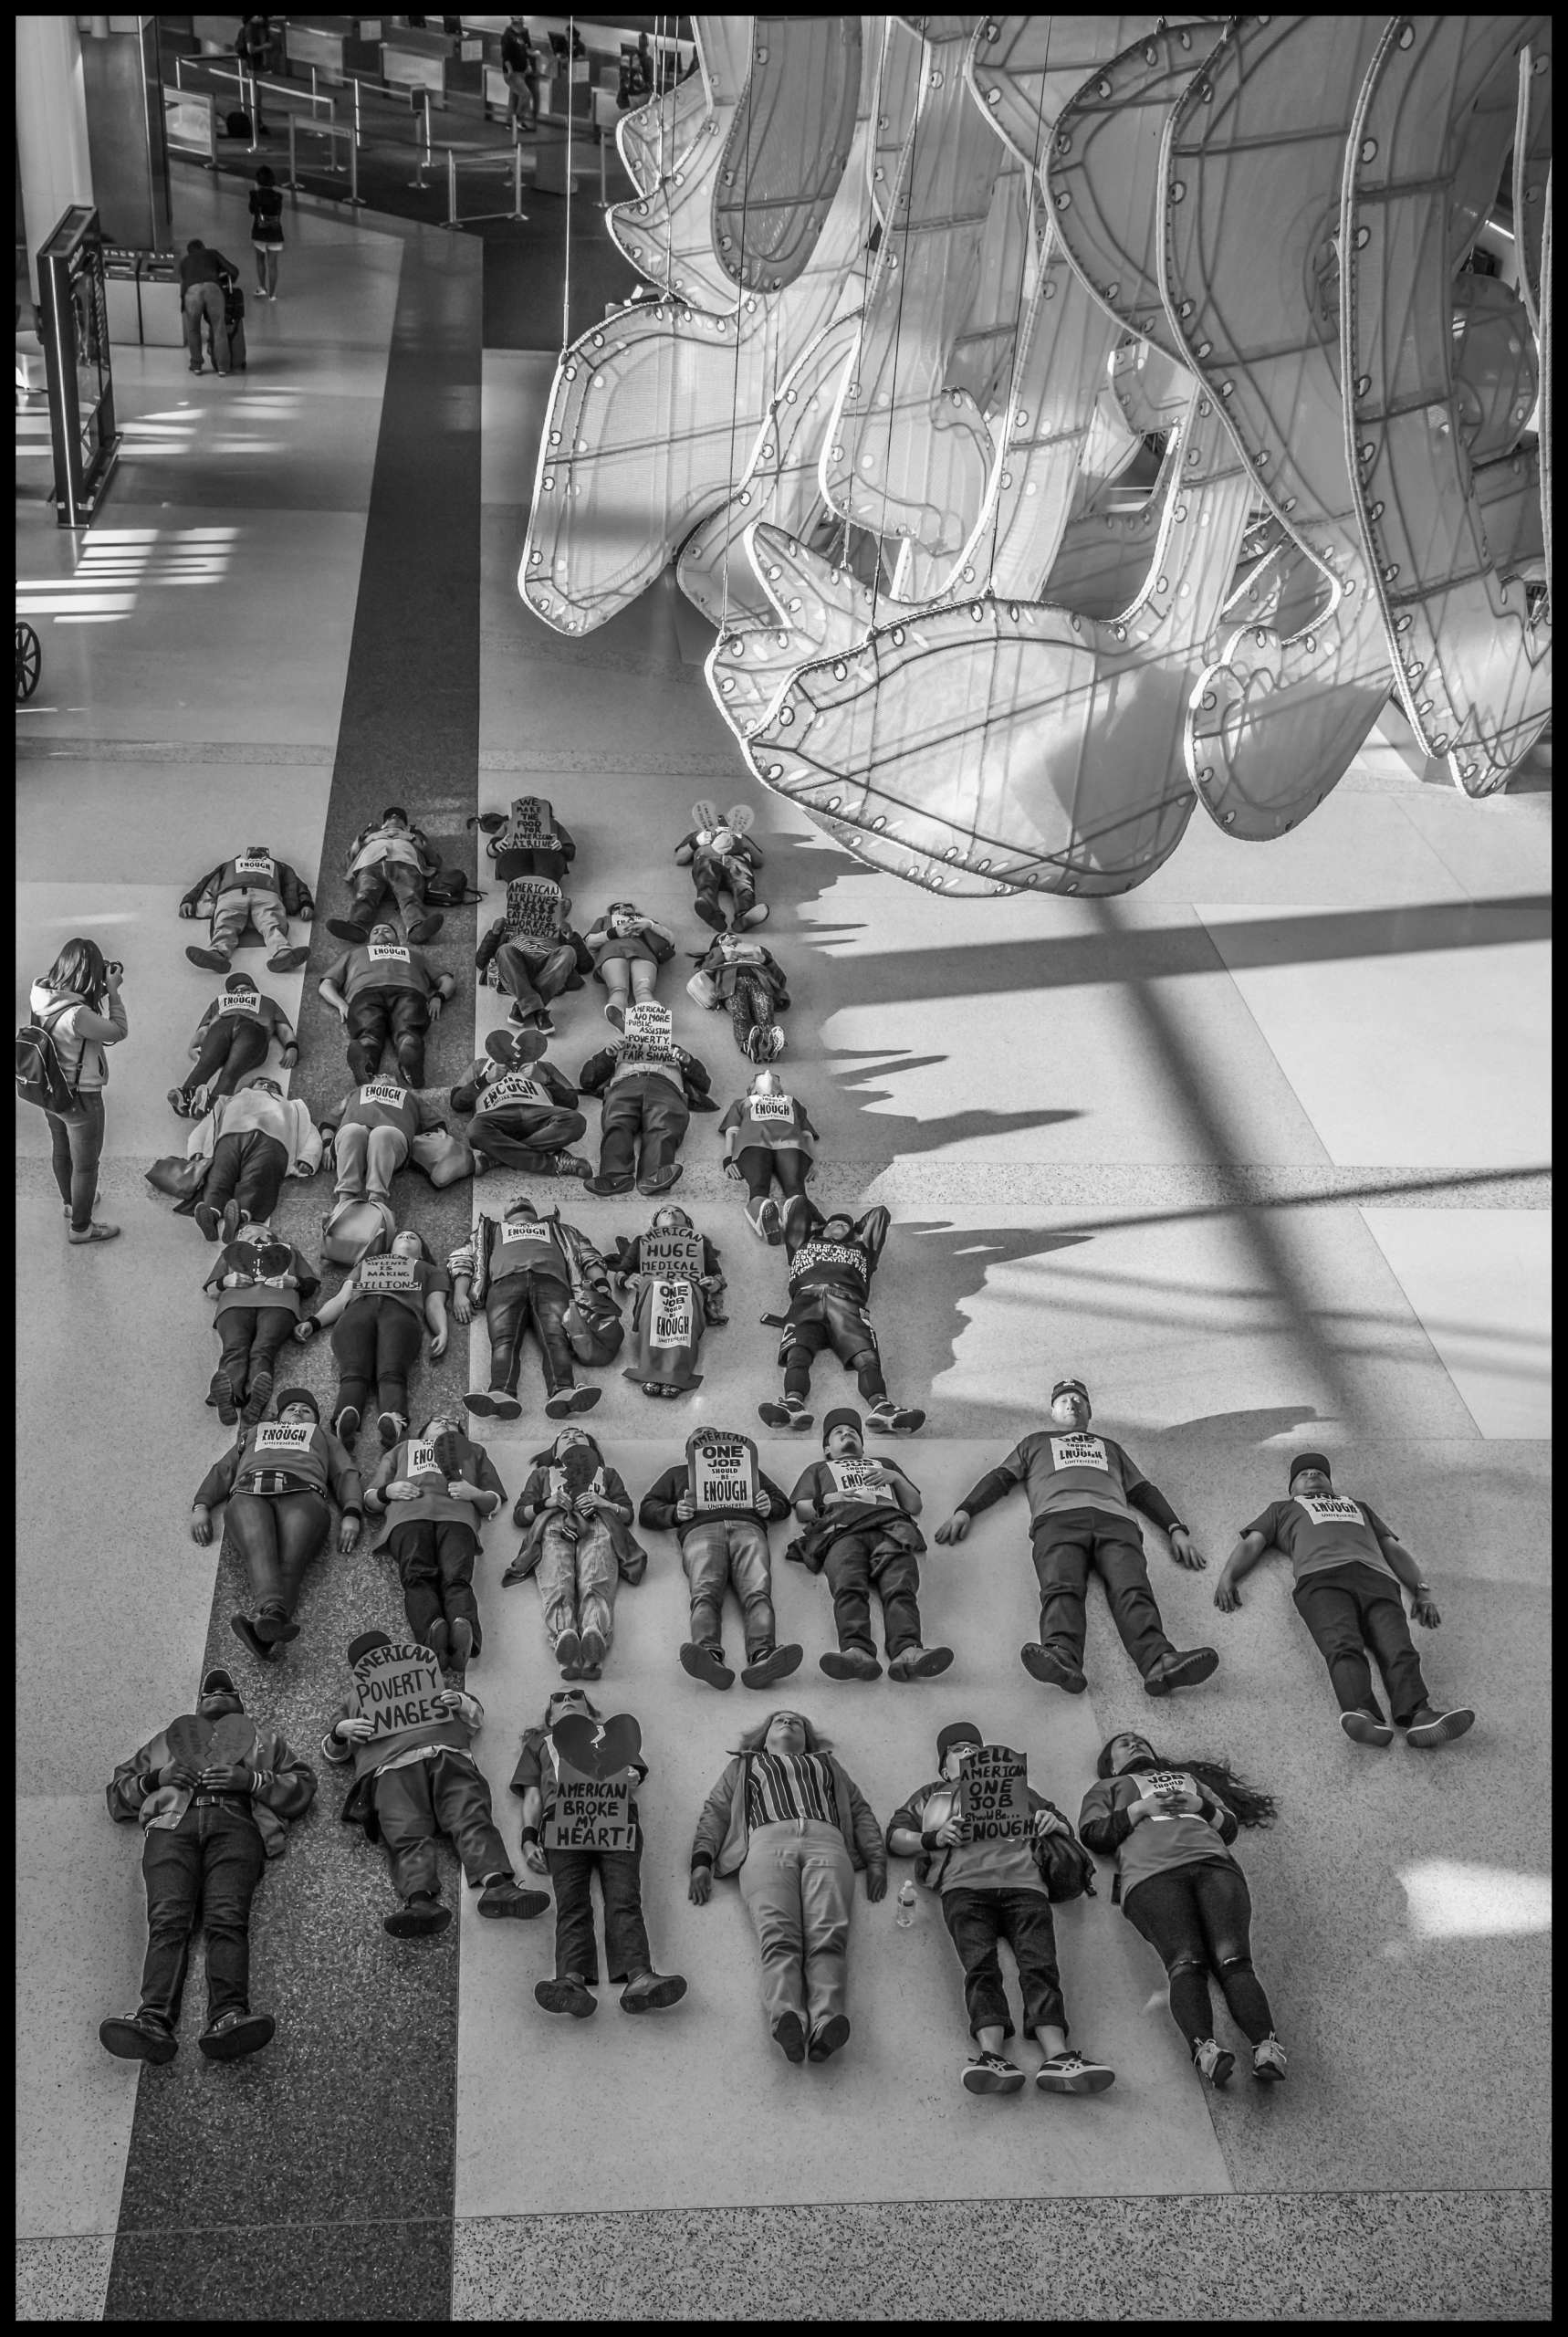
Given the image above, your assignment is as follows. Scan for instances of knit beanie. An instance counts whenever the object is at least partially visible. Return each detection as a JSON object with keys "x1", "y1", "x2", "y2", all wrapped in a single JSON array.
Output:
[
  {"x1": 1288, "y1": 1451, "x2": 1332, "y2": 1486},
  {"x1": 821, "y1": 1408, "x2": 862, "y2": 1448},
  {"x1": 272, "y1": 1387, "x2": 320, "y2": 1421},
  {"x1": 936, "y1": 1721, "x2": 983, "y2": 1766},
  {"x1": 347, "y1": 1628, "x2": 393, "y2": 1666}
]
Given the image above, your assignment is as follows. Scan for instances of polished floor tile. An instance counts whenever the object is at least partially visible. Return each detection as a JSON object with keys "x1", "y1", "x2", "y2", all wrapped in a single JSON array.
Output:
[{"x1": 1358, "y1": 1209, "x2": 1552, "y2": 1437}]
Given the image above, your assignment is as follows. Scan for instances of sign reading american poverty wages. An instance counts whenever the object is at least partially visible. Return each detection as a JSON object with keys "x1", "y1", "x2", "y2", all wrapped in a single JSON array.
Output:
[
  {"x1": 957, "y1": 1746, "x2": 1030, "y2": 1841},
  {"x1": 351, "y1": 1641, "x2": 447, "y2": 1741},
  {"x1": 688, "y1": 1430, "x2": 757, "y2": 1513},
  {"x1": 358, "y1": 1253, "x2": 418, "y2": 1293},
  {"x1": 649, "y1": 1278, "x2": 695, "y2": 1349}
]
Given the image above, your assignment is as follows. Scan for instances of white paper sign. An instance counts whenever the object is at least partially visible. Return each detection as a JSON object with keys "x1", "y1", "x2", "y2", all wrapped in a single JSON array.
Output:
[
  {"x1": 1049, "y1": 1434, "x2": 1110, "y2": 1472},
  {"x1": 622, "y1": 1001, "x2": 673, "y2": 1054},
  {"x1": 358, "y1": 1080, "x2": 408, "y2": 1109},
  {"x1": 220, "y1": 988, "x2": 261, "y2": 1016},
  {"x1": 1294, "y1": 1494, "x2": 1365, "y2": 1527},
  {"x1": 497, "y1": 1220, "x2": 552, "y2": 1250},
  {"x1": 403, "y1": 1440, "x2": 440, "y2": 1478},
  {"x1": 367, "y1": 944, "x2": 412, "y2": 965},
  {"x1": 649, "y1": 1279, "x2": 695, "y2": 1349},
  {"x1": 638, "y1": 1231, "x2": 704, "y2": 1279},
  {"x1": 252, "y1": 1423, "x2": 314, "y2": 1456},
  {"x1": 233, "y1": 855, "x2": 275, "y2": 881},
  {"x1": 478, "y1": 1072, "x2": 546, "y2": 1111},
  {"x1": 688, "y1": 1432, "x2": 757, "y2": 1513},
  {"x1": 828, "y1": 1460, "x2": 896, "y2": 1505},
  {"x1": 358, "y1": 1254, "x2": 418, "y2": 1293},
  {"x1": 747, "y1": 1093, "x2": 793, "y2": 1123}
]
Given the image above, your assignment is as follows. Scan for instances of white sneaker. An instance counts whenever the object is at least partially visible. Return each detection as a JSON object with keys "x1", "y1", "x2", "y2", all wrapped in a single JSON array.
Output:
[{"x1": 1252, "y1": 2036, "x2": 1288, "y2": 2083}]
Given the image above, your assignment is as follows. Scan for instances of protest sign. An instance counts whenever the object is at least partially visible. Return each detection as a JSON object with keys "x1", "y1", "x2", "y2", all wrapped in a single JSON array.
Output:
[
  {"x1": 350, "y1": 1641, "x2": 447, "y2": 1741},
  {"x1": 957, "y1": 1746, "x2": 1030, "y2": 1841},
  {"x1": 687, "y1": 1429, "x2": 758, "y2": 1514},
  {"x1": 504, "y1": 877, "x2": 563, "y2": 940},
  {"x1": 1048, "y1": 1432, "x2": 1111, "y2": 1472},
  {"x1": 622, "y1": 1001, "x2": 674, "y2": 1055},
  {"x1": 220, "y1": 986, "x2": 261, "y2": 1016},
  {"x1": 250, "y1": 1422, "x2": 316, "y2": 1458},
  {"x1": 638, "y1": 1230, "x2": 705, "y2": 1280},
  {"x1": 649, "y1": 1279, "x2": 695, "y2": 1349},
  {"x1": 367, "y1": 943, "x2": 412, "y2": 965},
  {"x1": 828, "y1": 1459, "x2": 897, "y2": 1505},
  {"x1": 540, "y1": 1760, "x2": 636, "y2": 1851},
  {"x1": 358, "y1": 1254, "x2": 418, "y2": 1294},
  {"x1": 359, "y1": 1079, "x2": 409, "y2": 1109},
  {"x1": 747, "y1": 1091, "x2": 793, "y2": 1123}
]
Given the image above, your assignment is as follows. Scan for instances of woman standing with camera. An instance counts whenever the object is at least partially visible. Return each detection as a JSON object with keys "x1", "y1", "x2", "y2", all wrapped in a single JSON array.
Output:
[{"x1": 29, "y1": 938, "x2": 128, "y2": 1243}]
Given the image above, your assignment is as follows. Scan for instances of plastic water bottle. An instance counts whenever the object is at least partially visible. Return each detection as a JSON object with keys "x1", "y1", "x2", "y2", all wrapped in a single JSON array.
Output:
[{"x1": 895, "y1": 1878, "x2": 917, "y2": 1929}]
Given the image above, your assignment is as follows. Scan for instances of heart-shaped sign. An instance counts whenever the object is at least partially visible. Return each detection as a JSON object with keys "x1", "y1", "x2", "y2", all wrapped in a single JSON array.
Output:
[
  {"x1": 553, "y1": 1711, "x2": 641, "y2": 1781},
  {"x1": 248, "y1": 1242, "x2": 293, "y2": 1279},
  {"x1": 164, "y1": 1713, "x2": 213, "y2": 1768},
  {"x1": 433, "y1": 1430, "x2": 465, "y2": 1483},
  {"x1": 207, "y1": 1713, "x2": 257, "y2": 1768}
]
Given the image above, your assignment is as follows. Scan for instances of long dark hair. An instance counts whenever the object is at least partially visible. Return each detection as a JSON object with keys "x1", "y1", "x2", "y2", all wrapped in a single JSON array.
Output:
[
  {"x1": 44, "y1": 938, "x2": 108, "y2": 1011},
  {"x1": 1095, "y1": 1736, "x2": 1278, "y2": 1829},
  {"x1": 730, "y1": 1712, "x2": 835, "y2": 1759}
]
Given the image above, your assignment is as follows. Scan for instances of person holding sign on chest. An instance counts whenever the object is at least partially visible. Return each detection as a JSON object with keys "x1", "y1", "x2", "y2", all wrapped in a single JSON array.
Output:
[
  {"x1": 938, "y1": 1379, "x2": 1218, "y2": 1701},
  {"x1": 169, "y1": 976, "x2": 298, "y2": 1118},
  {"x1": 299, "y1": 1228, "x2": 449, "y2": 1449},
  {"x1": 609, "y1": 1202, "x2": 727, "y2": 1395},
  {"x1": 887, "y1": 1722, "x2": 1113, "y2": 2099},
  {"x1": 200, "y1": 1219, "x2": 319, "y2": 1426},
  {"x1": 718, "y1": 1068, "x2": 818, "y2": 1242},
  {"x1": 504, "y1": 1428, "x2": 645, "y2": 1679},
  {"x1": 789, "y1": 1413, "x2": 952, "y2": 1682},
  {"x1": 179, "y1": 842, "x2": 314, "y2": 976},
  {"x1": 323, "y1": 1629, "x2": 549, "y2": 1938},
  {"x1": 577, "y1": 1002, "x2": 716, "y2": 1199},
  {"x1": 584, "y1": 901, "x2": 677, "y2": 1029},
  {"x1": 473, "y1": 868, "x2": 591, "y2": 1036},
  {"x1": 318, "y1": 924, "x2": 455, "y2": 1091},
  {"x1": 1214, "y1": 1455, "x2": 1475, "y2": 1749},
  {"x1": 363, "y1": 1410, "x2": 506, "y2": 1676},
  {"x1": 328, "y1": 807, "x2": 445, "y2": 948},
  {"x1": 512, "y1": 1689, "x2": 688, "y2": 2019},
  {"x1": 101, "y1": 1666, "x2": 315, "y2": 2068},
  {"x1": 639, "y1": 1427, "x2": 801, "y2": 1690},
  {"x1": 190, "y1": 1390, "x2": 362, "y2": 1662},
  {"x1": 760, "y1": 1201, "x2": 925, "y2": 1439},
  {"x1": 451, "y1": 1028, "x2": 591, "y2": 1180}
]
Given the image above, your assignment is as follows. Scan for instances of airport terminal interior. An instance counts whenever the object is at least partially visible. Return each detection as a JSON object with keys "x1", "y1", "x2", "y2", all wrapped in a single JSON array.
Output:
[{"x1": 16, "y1": 14, "x2": 1551, "y2": 2325}]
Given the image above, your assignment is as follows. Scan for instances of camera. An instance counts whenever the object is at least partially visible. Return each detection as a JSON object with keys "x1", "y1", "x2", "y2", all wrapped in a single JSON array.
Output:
[{"x1": 106, "y1": 959, "x2": 124, "y2": 979}]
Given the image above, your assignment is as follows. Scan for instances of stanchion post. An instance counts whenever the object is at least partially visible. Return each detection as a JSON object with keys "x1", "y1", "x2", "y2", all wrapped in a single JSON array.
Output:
[
  {"x1": 408, "y1": 89, "x2": 433, "y2": 188},
  {"x1": 285, "y1": 110, "x2": 299, "y2": 192},
  {"x1": 246, "y1": 67, "x2": 261, "y2": 152},
  {"x1": 446, "y1": 145, "x2": 458, "y2": 228},
  {"x1": 347, "y1": 121, "x2": 364, "y2": 206}
]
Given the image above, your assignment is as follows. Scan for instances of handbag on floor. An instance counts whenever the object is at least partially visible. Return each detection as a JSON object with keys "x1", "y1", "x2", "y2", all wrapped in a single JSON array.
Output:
[{"x1": 146, "y1": 1154, "x2": 209, "y2": 1203}]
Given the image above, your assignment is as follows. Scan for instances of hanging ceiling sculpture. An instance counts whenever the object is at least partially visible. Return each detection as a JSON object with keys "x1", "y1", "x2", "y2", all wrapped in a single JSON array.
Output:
[{"x1": 518, "y1": 14, "x2": 1552, "y2": 896}]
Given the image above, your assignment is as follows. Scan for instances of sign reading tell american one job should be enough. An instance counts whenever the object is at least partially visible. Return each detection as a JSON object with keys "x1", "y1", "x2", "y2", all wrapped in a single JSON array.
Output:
[{"x1": 957, "y1": 1746, "x2": 1030, "y2": 1841}]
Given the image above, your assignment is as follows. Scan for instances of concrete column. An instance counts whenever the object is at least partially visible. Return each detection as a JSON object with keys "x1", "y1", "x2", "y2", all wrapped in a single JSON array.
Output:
[{"x1": 16, "y1": 16, "x2": 95, "y2": 305}]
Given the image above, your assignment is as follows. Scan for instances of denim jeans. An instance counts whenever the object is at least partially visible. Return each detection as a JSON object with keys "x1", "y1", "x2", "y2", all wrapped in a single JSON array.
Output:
[
  {"x1": 204, "y1": 1129, "x2": 289, "y2": 1224},
  {"x1": 822, "y1": 1531, "x2": 922, "y2": 1658},
  {"x1": 46, "y1": 1091, "x2": 106, "y2": 1231},
  {"x1": 138, "y1": 1801, "x2": 266, "y2": 2023},
  {"x1": 546, "y1": 1843, "x2": 651, "y2": 1985},
  {"x1": 737, "y1": 1818, "x2": 853, "y2": 2034},
  {"x1": 372, "y1": 1749, "x2": 509, "y2": 1901},
  {"x1": 183, "y1": 1013, "x2": 269, "y2": 1105},
  {"x1": 486, "y1": 1271, "x2": 575, "y2": 1396},
  {"x1": 682, "y1": 1517, "x2": 775, "y2": 1658},
  {"x1": 940, "y1": 1885, "x2": 1064, "y2": 2042},
  {"x1": 225, "y1": 1489, "x2": 330, "y2": 1626},
  {"x1": 346, "y1": 989, "x2": 431, "y2": 1085},
  {"x1": 331, "y1": 1295, "x2": 424, "y2": 1420}
]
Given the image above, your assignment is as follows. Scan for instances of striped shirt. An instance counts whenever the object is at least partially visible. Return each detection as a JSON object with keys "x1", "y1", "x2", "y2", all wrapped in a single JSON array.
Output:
[{"x1": 745, "y1": 1750, "x2": 840, "y2": 1833}]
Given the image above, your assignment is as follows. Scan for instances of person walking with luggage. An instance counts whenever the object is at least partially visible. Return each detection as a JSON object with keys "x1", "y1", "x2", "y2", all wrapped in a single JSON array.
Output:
[
  {"x1": 179, "y1": 841, "x2": 313, "y2": 974},
  {"x1": 318, "y1": 923, "x2": 455, "y2": 1088},
  {"x1": 328, "y1": 808, "x2": 445, "y2": 947},
  {"x1": 201, "y1": 1217, "x2": 319, "y2": 1424},
  {"x1": 449, "y1": 1195, "x2": 615, "y2": 1420},
  {"x1": 584, "y1": 901, "x2": 677, "y2": 1028},
  {"x1": 789, "y1": 1412, "x2": 951, "y2": 1681},
  {"x1": 248, "y1": 164, "x2": 284, "y2": 299},
  {"x1": 718, "y1": 1067, "x2": 818, "y2": 1241},
  {"x1": 298, "y1": 1226, "x2": 449, "y2": 1446},
  {"x1": 1214, "y1": 1453, "x2": 1476, "y2": 1748},
  {"x1": 363, "y1": 1411, "x2": 504, "y2": 1673},
  {"x1": 192, "y1": 1388, "x2": 362, "y2": 1660},
  {"x1": 512, "y1": 1688, "x2": 688, "y2": 2017},
  {"x1": 886, "y1": 1721, "x2": 1113, "y2": 2098},
  {"x1": 170, "y1": 976, "x2": 298, "y2": 1118},
  {"x1": 323, "y1": 1629, "x2": 549, "y2": 1938},
  {"x1": 504, "y1": 1426, "x2": 644, "y2": 1677},
  {"x1": 688, "y1": 1709, "x2": 885, "y2": 2062},
  {"x1": 184, "y1": 1072, "x2": 322, "y2": 1240},
  {"x1": 639, "y1": 1427, "x2": 801, "y2": 1688},
  {"x1": 475, "y1": 877, "x2": 591, "y2": 1033},
  {"x1": 577, "y1": 1005, "x2": 715, "y2": 1198},
  {"x1": 759, "y1": 1200, "x2": 925, "y2": 1437},
  {"x1": 936, "y1": 1379, "x2": 1218, "y2": 1700},
  {"x1": 26, "y1": 937, "x2": 127, "y2": 1244},
  {"x1": 452, "y1": 1027, "x2": 591, "y2": 1179},
  {"x1": 100, "y1": 1664, "x2": 314, "y2": 2066},
  {"x1": 1079, "y1": 1731, "x2": 1289, "y2": 2091},
  {"x1": 178, "y1": 239, "x2": 238, "y2": 376}
]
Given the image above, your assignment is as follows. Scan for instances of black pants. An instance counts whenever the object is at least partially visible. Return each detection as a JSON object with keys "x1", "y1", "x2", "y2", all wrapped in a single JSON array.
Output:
[
  {"x1": 216, "y1": 1305, "x2": 296, "y2": 1399},
  {"x1": 546, "y1": 1844, "x2": 651, "y2": 1985},
  {"x1": 342, "y1": 861, "x2": 428, "y2": 934},
  {"x1": 388, "y1": 1519, "x2": 482, "y2": 1651},
  {"x1": 597, "y1": 1075, "x2": 689, "y2": 1185},
  {"x1": 1292, "y1": 1561, "x2": 1428, "y2": 1725},
  {"x1": 1123, "y1": 1861, "x2": 1275, "y2": 2051},
  {"x1": 783, "y1": 1293, "x2": 886, "y2": 1404},
  {"x1": 46, "y1": 1093, "x2": 106, "y2": 1231},
  {"x1": 493, "y1": 938, "x2": 577, "y2": 1013},
  {"x1": 941, "y1": 1886, "x2": 1065, "y2": 2042},
  {"x1": 486, "y1": 1270, "x2": 576, "y2": 1396},
  {"x1": 347, "y1": 989, "x2": 431, "y2": 1085},
  {"x1": 225, "y1": 1489, "x2": 330, "y2": 1626},
  {"x1": 737, "y1": 1143, "x2": 808, "y2": 1201},
  {"x1": 204, "y1": 1129, "x2": 289, "y2": 1224},
  {"x1": 471, "y1": 1102, "x2": 586, "y2": 1171},
  {"x1": 822, "y1": 1531, "x2": 922, "y2": 1658},
  {"x1": 138, "y1": 1802, "x2": 266, "y2": 2024},
  {"x1": 331, "y1": 1295, "x2": 424, "y2": 1421},
  {"x1": 1031, "y1": 1510, "x2": 1172, "y2": 1680},
  {"x1": 183, "y1": 1015, "x2": 269, "y2": 1104},
  {"x1": 372, "y1": 1749, "x2": 509, "y2": 1902}
]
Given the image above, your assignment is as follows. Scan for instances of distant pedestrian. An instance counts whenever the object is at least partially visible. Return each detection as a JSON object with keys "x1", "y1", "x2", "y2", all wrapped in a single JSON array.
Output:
[
  {"x1": 178, "y1": 239, "x2": 236, "y2": 376},
  {"x1": 501, "y1": 16, "x2": 539, "y2": 131},
  {"x1": 249, "y1": 165, "x2": 284, "y2": 301},
  {"x1": 28, "y1": 937, "x2": 128, "y2": 1243},
  {"x1": 236, "y1": 16, "x2": 275, "y2": 134}
]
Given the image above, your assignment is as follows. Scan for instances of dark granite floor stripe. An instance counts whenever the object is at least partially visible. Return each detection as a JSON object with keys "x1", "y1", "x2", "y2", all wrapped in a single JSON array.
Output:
[{"x1": 105, "y1": 225, "x2": 483, "y2": 2326}]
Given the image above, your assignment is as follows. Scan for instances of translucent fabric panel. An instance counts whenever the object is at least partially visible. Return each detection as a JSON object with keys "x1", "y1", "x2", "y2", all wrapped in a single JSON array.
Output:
[
  {"x1": 1512, "y1": 38, "x2": 1552, "y2": 338},
  {"x1": 748, "y1": 388, "x2": 1253, "y2": 896},
  {"x1": 1343, "y1": 15, "x2": 1552, "y2": 791},
  {"x1": 945, "y1": 157, "x2": 1033, "y2": 414},
  {"x1": 607, "y1": 17, "x2": 756, "y2": 313},
  {"x1": 616, "y1": 60, "x2": 713, "y2": 200},
  {"x1": 1541, "y1": 171, "x2": 1552, "y2": 601},
  {"x1": 866, "y1": 17, "x2": 925, "y2": 230},
  {"x1": 1448, "y1": 275, "x2": 1539, "y2": 462},
  {"x1": 967, "y1": 14, "x2": 1166, "y2": 176},
  {"x1": 707, "y1": 523, "x2": 877, "y2": 747},
  {"x1": 716, "y1": 16, "x2": 862, "y2": 292}
]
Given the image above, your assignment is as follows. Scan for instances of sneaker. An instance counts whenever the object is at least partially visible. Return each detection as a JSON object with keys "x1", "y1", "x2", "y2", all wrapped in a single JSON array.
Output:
[
  {"x1": 1144, "y1": 1645, "x2": 1219, "y2": 1697},
  {"x1": 99, "y1": 2009, "x2": 178, "y2": 2064},
  {"x1": 218, "y1": 1200, "x2": 243, "y2": 1246},
  {"x1": 208, "y1": 1368, "x2": 239, "y2": 1424},
  {"x1": 693, "y1": 895, "x2": 726, "y2": 930},
  {"x1": 680, "y1": 1640, "x2": 736, "y2": 1691},
  {"x1": 553, "y1": 1151, "x2": 592, "y2": 1180},
  {"x1": 68, "y1": 1220, "x2": 121, "y2": 1244},
  {"x1": 470, "y1": 1151, "x2": 492, "y2": 1178},
  {"x1": 193, "y1": 1202, "x2": 222, "y2": 1242},
  {"x1": 1340, "y1": 1707, "x2": 1395, "y2": 1747},
  {"x1": 866, "y1": 1400, "x2": 925, "y2": 1437},
  {"x1": 383, "y1": 1892, "x2": 451, "y2": 1939},
  {"x1": 404, "y1": 913, "x2": 444, "y2": 946},
  {"x1": 266, "y1": 946, "x2": 310, "y2": 974},
  {"x1": 585, "y1": 1172, "x2": 635, "y2": 1197},
  {"x1": 424, "y1": 1619, "x2": 452, "y2": 1670},
  {"x1": 638, "y1": 1162, "x2": 684, "y2": 1195},
  {"x1": 463, "y1": 1391, "x2": 497, "y2": 1419},
  {"x1": 1037, "y1": 2049, "x2": 1115, "y2": 2095},
  {"x1": 808, "y1": 2012, "x2": 851, "y2": 2061},
  {"x1": 197, "y1": 2008, "x2": 275, "y2": 2061},
  {"x1": 448, "y1": 1617, "x2": 475, "y2": 1673},
  {"x1": 758, "y1": 1396, "x2": 812, "y2": 1431},
  {"x1": 377, "y1": 1410, "x2": 405, "y2": 1449},
  {"x1": 1252, "y1": 2036, "x2": 1288, "y2": 2083},
  {"x1": 579, "y1": 1627, "x2": 607, "y2": 1669},
  {"x1": 534, "y1": 1010, "x2": 556, "y2": 1036},
  {"x1": 229, "y1": 1614, "x2": 276, "y2": 1663},
  {"x1": 477, "y1": 1877, "x2": 549, "y2": 1921},
  {"x1": 771, "y1": 2010, "x2": 808, "y2": 2063},
  {"x1": 619, "y1": 1969, "x2": 687, "y2": 2012},
  {"x1": 168, "y1": 1086, "x2": 193, "y2": 1116},
  {"x1": 740, "y1": 902, "x2": 769, "y2": 928},
  {"x1": 1192, "y1": 2038, "x2": 1234, "y2": 2088},
  {"x1": 241, "y1": 1368, "x2": 273, "y2": 1425},
  {"x1": 1020, "y1": 1642, "x2": 1087, "y2": 1694},
  {"x1": 489, "y1": 1394, "x2": 524, "y2": 1421},
  {"x1": 820, "y1": 1647, "x2": 883, "y2": 1682},
  {"x1": 326, "y1": 917, "x2": 371, "y2": 944},
  {"x1": 888, "y1": 1644, "x2": 954, "y2": 1682},
  {"x1": 562, "y1": 1385, "x2": 601, "y2": 1415},
  {"x1": 256, "y1": 1608, "x2": 298, "y2": 1644},
  {"x1": 764, "y1": 1024, "x2": 787, "y2": 1059},
  {"x1": 963, "y1": 2051, "x2": 1026, "y2": 2096},
  {"x1": 604, "y1": 1001, "x2": 626, "y2": 1029},
  {"x1": 184, "y1": 944, "x2": 230, "y2": 973},
  {"x1": 1404, "y1": 1703, "x2": 1476, "y2": 1749},
  {"x1": 536, "y1": 1975, "x2": 597, "y2": 2018},
  {"x1": 746, "y1": 1194, "x2": 780, "y2": 1242},
  {"x1": 578, "y1": 1661, "x2": 602, "y2": 1682},
  {"x1": 741, "y1": 1643, "x2": 803, "y2": 1690},
  {"x1": 554, "y1": 1629, "x2": 583, "y2": 1672}
]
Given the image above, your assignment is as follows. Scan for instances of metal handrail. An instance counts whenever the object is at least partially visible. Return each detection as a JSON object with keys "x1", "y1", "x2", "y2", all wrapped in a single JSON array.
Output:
[
  {"x1": 284, "y1": 112, "x2": 358, "y2": 205},
  {"x1": 440, "y1": 141, "x2": 531, "y2": 230},
  {"x1": 174, "y1": 53, "x2": 333, "y2": 121}
]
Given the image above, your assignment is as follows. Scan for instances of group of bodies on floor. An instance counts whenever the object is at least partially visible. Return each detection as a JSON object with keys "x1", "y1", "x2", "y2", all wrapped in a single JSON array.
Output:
[{"x1": 21, "y1": 801, "x2": 1475, "y2": 2096}]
